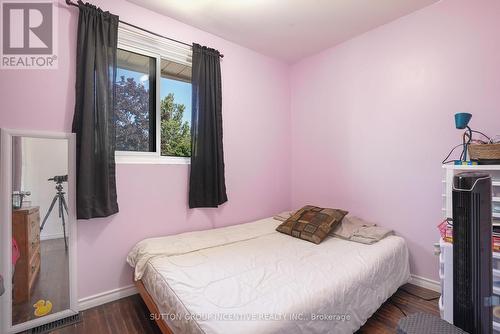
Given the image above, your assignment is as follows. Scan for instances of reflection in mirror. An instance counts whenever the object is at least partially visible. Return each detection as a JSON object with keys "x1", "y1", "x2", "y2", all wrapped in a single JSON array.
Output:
[{"x1": 11, "y1": 137, "x2": 70, "y2": 325}]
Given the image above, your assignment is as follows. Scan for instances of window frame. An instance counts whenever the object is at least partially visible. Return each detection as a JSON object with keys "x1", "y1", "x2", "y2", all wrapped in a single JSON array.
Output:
[{"x1": 115, "y1": 25, "x2": 192, "y2": 165}]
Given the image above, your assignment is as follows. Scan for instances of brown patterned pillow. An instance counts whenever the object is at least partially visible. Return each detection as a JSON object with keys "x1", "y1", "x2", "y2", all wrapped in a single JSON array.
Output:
[{"x1": 276, "y1": 205, "x2": 348, "y2": 244}]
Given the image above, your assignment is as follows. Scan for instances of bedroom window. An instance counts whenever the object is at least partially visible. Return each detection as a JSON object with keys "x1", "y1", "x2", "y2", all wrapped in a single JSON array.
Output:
[
  {"x1": 114, "y1": 25, "x2": 193, "y2": 164},
  {"x1": 116, "y1": 49, "x2": 157, "y2": 153},
  {"x1": 160, "y1": 58, "x2": 192, "y2": 158}
]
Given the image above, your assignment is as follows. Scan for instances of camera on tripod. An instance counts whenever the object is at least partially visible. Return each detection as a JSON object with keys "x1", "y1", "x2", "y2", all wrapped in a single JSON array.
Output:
[
  {"x1": 41, "y1": 174, "x2": 69, "y2": 250},
  {"x1": 48, "y1": 175, "x2": 68, "y2": 183}
]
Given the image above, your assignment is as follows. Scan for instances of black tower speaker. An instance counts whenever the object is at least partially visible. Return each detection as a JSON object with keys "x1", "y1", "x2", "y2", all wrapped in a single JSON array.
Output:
[{"x1": 452, "y1": 172, "x2": 492, "y2": 334}]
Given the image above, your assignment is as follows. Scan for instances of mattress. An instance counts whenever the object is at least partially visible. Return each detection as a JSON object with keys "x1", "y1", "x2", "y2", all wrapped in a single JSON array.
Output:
[{"x1": 130, "y1": 217, "x2": 410, "y2": 334}]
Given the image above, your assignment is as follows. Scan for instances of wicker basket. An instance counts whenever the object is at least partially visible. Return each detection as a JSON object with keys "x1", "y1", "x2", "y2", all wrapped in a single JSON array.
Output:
[{"x1": 468, "y1": 143, "x2": 500, "y2": 160}]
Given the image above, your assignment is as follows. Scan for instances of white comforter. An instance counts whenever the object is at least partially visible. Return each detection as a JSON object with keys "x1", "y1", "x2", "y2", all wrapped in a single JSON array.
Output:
[{"x1": 127, "y1": 217, "x2": 410, "y2": 334}]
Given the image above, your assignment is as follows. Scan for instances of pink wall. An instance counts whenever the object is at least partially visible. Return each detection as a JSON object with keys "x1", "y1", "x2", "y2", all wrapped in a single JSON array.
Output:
[
  {"x1": 290, "y1": 0, "x2": 500, "y2": 281},
  {"x1": 0, "y1": 0, "x2": 291, "y2": 298},
  {"x1": 2, "y1": 0, "x2": 499, "y2": 299}
]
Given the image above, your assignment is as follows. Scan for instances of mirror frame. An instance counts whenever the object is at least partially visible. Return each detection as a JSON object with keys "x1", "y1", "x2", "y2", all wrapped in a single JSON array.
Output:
[{"x1": 0, "y1": 129, "x2": 78, "y2": 334}]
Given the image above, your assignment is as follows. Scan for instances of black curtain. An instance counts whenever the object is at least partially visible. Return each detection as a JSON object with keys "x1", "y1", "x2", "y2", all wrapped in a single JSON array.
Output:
[
  {"x1": 189, "y1": 43, "x2": 227, "y2": 208},
  {"x1": 72, "y1": 1, "x2": 119, "y2": 219}
]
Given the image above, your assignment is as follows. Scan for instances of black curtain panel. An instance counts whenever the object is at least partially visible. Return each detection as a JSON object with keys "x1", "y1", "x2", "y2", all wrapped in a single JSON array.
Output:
[
  {"x1": 71, "y1": 1, "x2": 119, "y2": 219},
  {"x1": 189, "y1": 43, "x2": 228, "y2": 208}
]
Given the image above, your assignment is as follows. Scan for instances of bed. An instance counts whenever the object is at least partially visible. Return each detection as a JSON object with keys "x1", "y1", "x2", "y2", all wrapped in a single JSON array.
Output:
[{"x1": 127, "y1": 217, "x2": 410, "y2": 334}]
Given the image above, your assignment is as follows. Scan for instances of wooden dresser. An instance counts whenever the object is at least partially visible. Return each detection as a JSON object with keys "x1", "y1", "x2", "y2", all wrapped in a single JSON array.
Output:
[{"x1": 12, "y1": 206, "x2": 41, "y2": 304}]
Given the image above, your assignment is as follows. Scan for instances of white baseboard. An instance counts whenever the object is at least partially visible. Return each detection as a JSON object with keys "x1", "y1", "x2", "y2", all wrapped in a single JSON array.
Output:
[
  {"x1": 409, "y1": 274, "x2": 441, "y2": 293},
  {"x1": 40, "y1": 233, "x2": 64, "y2": 241},
  {"x1": 78, "y1": 284, "x2": 138, "y2": 311}
]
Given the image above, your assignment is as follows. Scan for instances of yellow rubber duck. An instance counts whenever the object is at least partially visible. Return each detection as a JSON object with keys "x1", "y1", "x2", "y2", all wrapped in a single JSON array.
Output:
[{"x1": 33, "y1": 299, "x2": 53, "y2": 317}]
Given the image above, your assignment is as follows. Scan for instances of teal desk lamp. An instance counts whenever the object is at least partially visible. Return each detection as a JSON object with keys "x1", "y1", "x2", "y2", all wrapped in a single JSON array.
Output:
[{"x1": 455, "y1": 113, "x2": 472, "y2": 161}]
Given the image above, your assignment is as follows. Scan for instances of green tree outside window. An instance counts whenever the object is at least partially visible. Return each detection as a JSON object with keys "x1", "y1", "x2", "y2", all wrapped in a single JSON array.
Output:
[{"x1": 115, "y1": 76, "x2": 191, "y2": 157}]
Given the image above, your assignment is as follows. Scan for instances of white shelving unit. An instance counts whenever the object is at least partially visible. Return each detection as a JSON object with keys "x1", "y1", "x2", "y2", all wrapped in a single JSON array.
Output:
[{"x1": 439, "y1": 164, "x2": 500, "y2": 331}]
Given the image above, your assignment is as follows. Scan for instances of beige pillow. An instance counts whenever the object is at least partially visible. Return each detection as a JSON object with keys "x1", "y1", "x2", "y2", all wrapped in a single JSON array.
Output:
[
  {"x1": 273, "y1": 211, "x2": 293, "y2": 222},
  {"x1": 276, "y1": 205, "x2": 348, "y2": 244},
  {"x1": 330, "y1": 215, "x2": 375, "y2": 239}
]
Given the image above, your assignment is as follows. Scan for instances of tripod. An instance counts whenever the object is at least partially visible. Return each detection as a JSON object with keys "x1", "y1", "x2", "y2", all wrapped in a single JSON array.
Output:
[{"x1": 40, "y1": 181, "x2": 68, "y2": 251}]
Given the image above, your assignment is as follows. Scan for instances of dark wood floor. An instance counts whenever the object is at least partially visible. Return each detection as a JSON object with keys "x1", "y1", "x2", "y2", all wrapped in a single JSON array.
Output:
[
  {"x1": 36, "y1": 283, "x2": 439, "y2": 334},
  {"x1": 13, "y1": 238, "x2": 69, "y2": 325},
  {"x1": 356, "y1": 284, "x2": 440, "y2": 333}
]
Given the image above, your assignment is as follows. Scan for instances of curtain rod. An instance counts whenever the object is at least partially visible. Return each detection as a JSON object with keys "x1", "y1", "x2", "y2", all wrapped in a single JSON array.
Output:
[{"x1": 65, "y1": 0, "x2": 224, "y2": 58}]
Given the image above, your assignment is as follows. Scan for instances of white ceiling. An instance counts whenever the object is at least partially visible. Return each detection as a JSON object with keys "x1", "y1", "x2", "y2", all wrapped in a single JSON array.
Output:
[{"x1": 127, "y1": 0, "x2": 439, "y2": 63}]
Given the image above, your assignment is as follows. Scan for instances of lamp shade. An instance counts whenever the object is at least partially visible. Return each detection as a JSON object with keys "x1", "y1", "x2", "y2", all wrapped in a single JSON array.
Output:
[{"x1": 455, "y1": 113, "x2": 472, "y2": 129}]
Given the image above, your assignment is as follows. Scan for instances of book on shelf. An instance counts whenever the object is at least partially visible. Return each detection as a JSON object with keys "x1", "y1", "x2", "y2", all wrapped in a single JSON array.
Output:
[{"x1": 494, "y1": 236, "x2": 500, "y2": 252}]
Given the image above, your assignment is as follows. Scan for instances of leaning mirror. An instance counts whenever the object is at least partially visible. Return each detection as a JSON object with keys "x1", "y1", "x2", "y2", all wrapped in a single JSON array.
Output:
[{"x1": 1, "y1": 129, "x2": 77, "y2": 334}]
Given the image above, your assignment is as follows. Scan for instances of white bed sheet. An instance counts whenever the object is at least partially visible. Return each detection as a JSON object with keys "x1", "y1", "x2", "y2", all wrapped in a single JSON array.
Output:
[{"x1": 135, "y1": 217, "x2": 410, "y2": 334}]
